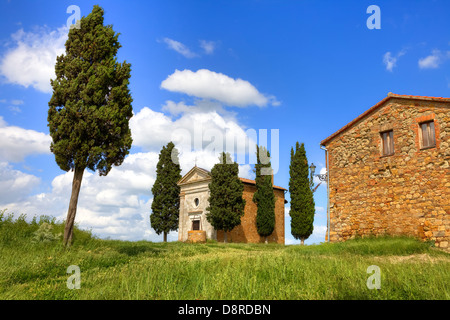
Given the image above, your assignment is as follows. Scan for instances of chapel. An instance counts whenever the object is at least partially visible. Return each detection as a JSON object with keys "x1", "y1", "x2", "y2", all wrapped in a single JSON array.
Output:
[{"x1": 177, "y1": 166, "x2": 286, "y2": 243}]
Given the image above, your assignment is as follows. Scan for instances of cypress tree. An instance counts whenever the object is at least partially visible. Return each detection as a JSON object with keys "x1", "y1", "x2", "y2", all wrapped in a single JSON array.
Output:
[
  {"x1": 253, "y1": 145, "x2": 275, "y2": 244},
  {"x1": 150, "y1": 142, "x2": 182, "y2": 242},
  {"x1": 47, "y1": 5, "x2": 133, "y2": 246},
  {"x1": 289, "y1": 142, "x2": 315, "y2": 245},
  {"x1": 206, "y1": 152, "x2": 246, "y2": 243}
]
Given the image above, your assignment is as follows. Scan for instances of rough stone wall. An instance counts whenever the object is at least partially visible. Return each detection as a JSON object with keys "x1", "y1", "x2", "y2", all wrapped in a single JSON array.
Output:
[
  {"x1": 217, "y1": 184, "x2": 285, "y2": 244},
  {"x1": 325, "y1": 98, "x2": 449, "y2": 249},
  {"x1": 187, "y1": 230, "x2": 207, "y2": 243}
]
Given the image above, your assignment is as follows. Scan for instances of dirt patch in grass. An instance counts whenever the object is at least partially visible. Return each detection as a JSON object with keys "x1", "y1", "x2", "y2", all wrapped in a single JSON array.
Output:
[{"x1": 373, "y1": 253, "x2": 450, "y2": 264}]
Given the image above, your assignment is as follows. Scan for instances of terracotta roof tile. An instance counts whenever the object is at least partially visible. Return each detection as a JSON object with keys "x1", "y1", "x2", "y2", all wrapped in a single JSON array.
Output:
[{"x1": 239, "y1": 177, "x2": 287, "y2": 191}]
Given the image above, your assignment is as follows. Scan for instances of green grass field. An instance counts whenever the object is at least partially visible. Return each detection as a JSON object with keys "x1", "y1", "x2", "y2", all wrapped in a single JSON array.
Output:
[{"x1": 1, "y1": 210, "x2": 449, "y2": 300}]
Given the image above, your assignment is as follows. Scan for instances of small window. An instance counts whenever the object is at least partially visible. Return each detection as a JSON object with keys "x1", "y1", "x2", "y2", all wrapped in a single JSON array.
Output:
[
  {"x1": 194, "y1": 198, "x2": 199, "y2": 207},
  {"x1": 192, "y1": 220, "x2": 200, "y2": 231},
  {"x1": 381, "y1": 130, "x2": 394, "y2": 156},
  {"x1": 420, "y1": 121, "x2": 436, "y2": 149}
]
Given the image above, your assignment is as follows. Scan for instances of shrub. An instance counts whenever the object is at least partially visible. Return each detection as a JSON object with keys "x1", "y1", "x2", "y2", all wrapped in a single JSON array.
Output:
[
  {"x1": 31, "y1": 222, "x2": 62, "y2": 243},
  {"x1": 0, "y1": 210, "x2": 37, "y2": 244},
  {"x1": 0, "y1": 209, "x2": 94, "y2": 246}
]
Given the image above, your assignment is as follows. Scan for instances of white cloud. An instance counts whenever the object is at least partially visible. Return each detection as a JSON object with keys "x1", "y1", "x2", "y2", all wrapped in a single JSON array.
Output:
[
  {"x1": 161, "y1": 100, "x2": 224, "y2": 116},
  {"x1": 285, "y1": 206, "x2": 290, "y2": 218},
  {"x1": 161, "y1": 38, "x2": 219, "y2": 57},
  {"x1": 130, "y1": 106, "x2": 175, "y2": 151},
  {"x1": 199, "y1": 40, "x2": 216, "y2": 55},
  {"x1": 0, "y1": 62, "x2": 274, "y2": 241},
  {"x1": 130, "y1": 104, "x2": 256, "y2": 159},
  {"x1": 238, "y1": 164, "x2": 253, "y2": 179},
  {"x1": 0, "y1": 100, "x2": 259, "y2": 241},
  {"x1": 8, "y1": 106, "x2": 22, "y2": 114},
  {"x1": 0, "y1": 162, "x2": 40, "y2": 204},
  {"x1": 1, "y1": 146, "x2": 248, "y2": 241},
  {"x1": 162, "y1": 37, "x2": 198, "y2": 58},
  {"x1": 0, "y1": 26, "x2": 68, "y2": 93},
  {"x1": 10, "y1": 99, "x2": 24, "y2": 105},
  {"x1": 418, "y1": 49, "x2": 450, "y2": 69},
  {"x1": 418, "y1": 50, "x2": 440, "y2": 69},
  {"x1": 1, "y1": 99, "x2": 24, "y2": 114},
  {"x1": 0, "y1": 116, "x2": 51, "y2": 162},
  {"x1": 383, "y1": 52, "x2": 396, "y2": 72},
  {"x1": 160, "y1": 69, "x2": 279, "y2": 107},
  {"x1": 3, "y1": 152, "x2": 159, "y2": 241},
  {"x1": 383, "y1": 50, "x2": 406, "y2": 72},
  {"x1": 311, "y1": 225, "x2": 327, "y2": 240}
]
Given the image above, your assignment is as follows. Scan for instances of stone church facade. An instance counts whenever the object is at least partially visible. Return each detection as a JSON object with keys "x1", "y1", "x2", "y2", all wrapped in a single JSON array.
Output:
[
  {"x1": 320, "y1": 93, "x2": 449, "y2": 249},
  {"x1": 177, "y1": 166, "x2": 286, "y2": 243}
]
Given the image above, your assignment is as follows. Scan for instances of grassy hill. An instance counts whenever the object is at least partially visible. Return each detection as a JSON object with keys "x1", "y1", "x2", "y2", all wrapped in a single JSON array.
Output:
[{"x1": 0, "y1": 210, "x2": 449, "y2": 300}]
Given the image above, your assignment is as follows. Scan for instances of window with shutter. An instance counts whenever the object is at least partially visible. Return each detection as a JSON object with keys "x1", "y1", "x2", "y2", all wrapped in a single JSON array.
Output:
[
  {"x1": 381, "y1": 130, "x2": 394, "y2": 156},
  {"x1": 420, "y1": 121, "x2": 436, "y2": 149}
]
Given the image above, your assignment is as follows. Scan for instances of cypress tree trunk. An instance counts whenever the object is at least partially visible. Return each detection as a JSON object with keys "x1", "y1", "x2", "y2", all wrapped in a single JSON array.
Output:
[
  {"x1": 301, "y1": 238, "x2": 305, "y2": 245},
  {"x1": 224, "y1": 232, "x2": 228, "y2": 243},
  {"x1": 63, "y1": 166, "x2": 85, "y2": 247},
  {"x1": 164, "y1": 232, "x2": 167, "y2": 243}
]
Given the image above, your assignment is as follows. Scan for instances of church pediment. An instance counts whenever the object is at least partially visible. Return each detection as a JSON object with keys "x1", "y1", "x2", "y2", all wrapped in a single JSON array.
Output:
[{"x1": 178, "y1": 166, "x2": 212, "y2": 185}]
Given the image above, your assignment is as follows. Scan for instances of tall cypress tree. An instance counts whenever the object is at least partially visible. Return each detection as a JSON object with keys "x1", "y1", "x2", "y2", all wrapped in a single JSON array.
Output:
[
  {"x1": 253, "y1": 145, "x2": 275, "y2": 244},
  {"x1": 289, "y1": 142, "x2": 315, "y2": 245},
  {"x1": 48, "y1": 5, "x2": 133, "y2": 246},
  {"x1": 150, "y1": 142, "x2": 182, "y2": 242},
  {"x1": 206, "y1": 152, "x2": 246, "y2": 243}
]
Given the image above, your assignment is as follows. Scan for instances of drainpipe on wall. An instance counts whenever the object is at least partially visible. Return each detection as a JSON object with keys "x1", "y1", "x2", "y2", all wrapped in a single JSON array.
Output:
[{"x1": 320, "y1": 145, "x2": 330, "y2": 242}]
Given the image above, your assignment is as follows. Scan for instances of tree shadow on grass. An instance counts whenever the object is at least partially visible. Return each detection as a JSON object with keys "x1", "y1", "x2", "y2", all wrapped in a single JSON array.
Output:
[{"x1": 115, "y1": 244, "x2": 166, "y2": 257}]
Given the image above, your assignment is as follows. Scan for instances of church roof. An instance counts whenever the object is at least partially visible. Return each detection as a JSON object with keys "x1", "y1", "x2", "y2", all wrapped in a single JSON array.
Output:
[
  {"x1": 239, "y1": 177, "x2": 286, "y2": 191},
  {"x1": 178, "y1": 166, "x2": 287, "y2": 191},
  {"x1": 177, "y1": 166, "x2": 212, "y2": 185}
]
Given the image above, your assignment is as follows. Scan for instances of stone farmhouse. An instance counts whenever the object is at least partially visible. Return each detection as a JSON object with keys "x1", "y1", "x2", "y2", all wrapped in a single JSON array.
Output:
[
  {"x1": 177, "y1": 166, "x2": 286, "y2": 243},
  {"x1": 320, "y1": 93, "x2": 449, "y2": 249}
]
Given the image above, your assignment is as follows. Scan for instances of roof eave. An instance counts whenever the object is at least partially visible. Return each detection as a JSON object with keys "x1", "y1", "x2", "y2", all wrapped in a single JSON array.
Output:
[{"x1": 320, "y1": 93, "x2": 450, "y2": 147}]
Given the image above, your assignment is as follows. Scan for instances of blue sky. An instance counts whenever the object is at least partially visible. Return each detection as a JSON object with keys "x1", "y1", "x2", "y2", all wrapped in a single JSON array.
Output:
[{"x1": 0, "y1": 0, "x2": 449, "y2": 244}]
